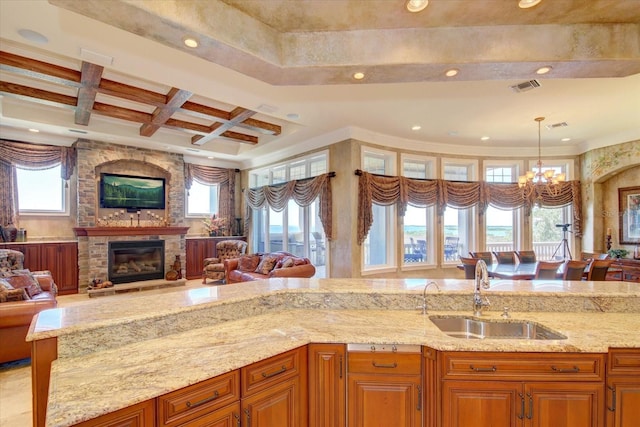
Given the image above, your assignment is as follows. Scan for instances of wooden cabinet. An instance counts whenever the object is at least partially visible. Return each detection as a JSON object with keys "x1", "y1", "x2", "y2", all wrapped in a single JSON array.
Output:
[
  {"x1": 607, "y1": 348, "x2": 640, "y2": 427},
  {"x1": 308, "y1": 343, "x2": 346, "y2": 427},
  {"x1": 347, "y1": 344, "x2": 422, "y2": 427},
  {"x1": 185, "y1": 237, "x2": 246, "y2": 280},
  {"x1": 440, "y1": 351, "x2": 606, "y2": 427},
  {"x1": 72, "y1": 399, "x2": 155, "y2": 426},
  {"x1": 0, "y1": 241, "x2": 78, "y2": 294},
  {"x1": 240, "y1": 346, "x2": 308, "y2": 427},
  {"x1": 157, "y1": 370, "x2": 240, "y2": 427}
]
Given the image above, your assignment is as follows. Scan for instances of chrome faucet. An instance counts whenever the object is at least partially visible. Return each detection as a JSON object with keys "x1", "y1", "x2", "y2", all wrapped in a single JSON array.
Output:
[
  {"x1": 473, "y1": 260, "x2": 491, "y2": 316},
  {"x1": 418, "y1": 281, "x2": 440, "y2": 314}
]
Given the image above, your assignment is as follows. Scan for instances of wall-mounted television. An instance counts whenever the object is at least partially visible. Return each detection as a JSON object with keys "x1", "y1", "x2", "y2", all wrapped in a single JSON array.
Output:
[{"x1": 99, "y1": 173, "x2": 166, "y2": 210}]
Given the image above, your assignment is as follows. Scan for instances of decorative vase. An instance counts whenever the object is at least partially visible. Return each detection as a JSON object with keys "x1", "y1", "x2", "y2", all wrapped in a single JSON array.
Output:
[
  {"x1": 3, "y1": 222, "x2": 17, "y2": 242},
  {"x1": 172, "y1": 255, "x2": 182, "y2": 279}
]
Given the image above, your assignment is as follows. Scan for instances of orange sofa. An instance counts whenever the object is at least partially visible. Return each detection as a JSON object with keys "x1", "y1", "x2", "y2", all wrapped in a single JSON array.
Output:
[
  {"x1": 0, "y1": 249, "x2": 57, "y2": 363},
  {"x1": 224, "y1": 251, "x2": 315, "y2": 283}
]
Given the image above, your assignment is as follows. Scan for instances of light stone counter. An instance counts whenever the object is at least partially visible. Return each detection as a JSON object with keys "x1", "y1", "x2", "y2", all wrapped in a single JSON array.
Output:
[{"x1": 30, "y1": 278, "x2": 640, "y2": 427}]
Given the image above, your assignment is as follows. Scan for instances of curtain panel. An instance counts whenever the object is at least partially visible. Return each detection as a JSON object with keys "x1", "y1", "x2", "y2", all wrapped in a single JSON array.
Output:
[
  {"x1": 357, "y1": 171, "x2": 581, "y2": 245},
  {"x1": 244, "y1": 173, "x2": 333, "y2": 240},
  {"x1": 184, "y1": 164, "x2": 237, "y2": 233},
  {"x1": 0, "y1": 140, "x2": 77, "y2": 227}
]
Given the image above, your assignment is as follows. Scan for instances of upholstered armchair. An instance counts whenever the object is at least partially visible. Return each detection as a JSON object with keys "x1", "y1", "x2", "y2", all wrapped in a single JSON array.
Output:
[{"x1": 202, "y1": 240, "x2": 248, "y2": 284}]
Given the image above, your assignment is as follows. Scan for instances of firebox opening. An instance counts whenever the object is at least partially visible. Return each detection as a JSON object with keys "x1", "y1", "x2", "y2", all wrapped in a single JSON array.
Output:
[{"x1": 108, "y1": 240, "x2": 165, "y2": 284}]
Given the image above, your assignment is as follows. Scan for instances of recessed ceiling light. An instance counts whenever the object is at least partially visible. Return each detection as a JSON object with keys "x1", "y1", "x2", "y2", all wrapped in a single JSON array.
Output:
[
  {"x1": 28, "y1": 128, "x2": 40, "y2": 133},
  {"x1": 481, "y1": 136, "x2": 490, "y2": 141},
  {"x1": 353, "y1": 72, "x2": 365, "y2": 80},
  {"x1": 207, "y1": 156, "x2": 214, "y2": 159},
  {"x1": 17, "y1": 29, "x2": 48, "y2": 44},
  {"x1": 412, "y1": 125, "x2": 421, "y2": 131},
  {"x1": 406, "y1": 0, "x2": 429, "y2": 13},
  {"x1": 445, "y1": 68, "x2": 459, "y2": 77},
  {"x1": 561, "y1": 137, "x2": 571, "y2": 142},
  {"x1": 536, "y1": 66, "x2": 552, "y2": 74},
  {"x1": 519, "y1": 0, "x2": 542, "y2": 8},
  {"x1": 183, "y1": 37, "x2": 199, "y2": 48}
]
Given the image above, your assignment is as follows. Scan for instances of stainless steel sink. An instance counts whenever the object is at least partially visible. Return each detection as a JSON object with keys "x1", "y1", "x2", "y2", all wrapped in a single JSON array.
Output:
[{"x1": 429, "y1": 316, "x2": 566, "y2": 340}]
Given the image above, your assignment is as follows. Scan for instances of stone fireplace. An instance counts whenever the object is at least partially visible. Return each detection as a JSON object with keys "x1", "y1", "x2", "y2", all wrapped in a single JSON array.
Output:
[
  {"x1": 108, "y1": 240, "x2": 165, "y2": 284},
  {"x1": 75, "y1": 140, "x2": 188, "y2": 291}
]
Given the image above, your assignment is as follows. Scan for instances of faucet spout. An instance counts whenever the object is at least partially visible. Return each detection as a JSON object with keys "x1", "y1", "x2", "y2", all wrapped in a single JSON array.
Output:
[
  {"x1": 473, "y1": 260, "x2": 490, "y2": 316},
  {"x1": 418, "y1": 281, "x2": 440, "y2": 314}
]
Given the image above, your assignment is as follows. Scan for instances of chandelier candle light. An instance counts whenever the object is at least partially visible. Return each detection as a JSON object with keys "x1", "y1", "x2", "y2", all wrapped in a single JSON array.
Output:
[{"x1": 518, "y1": 117, "x2": 566, "y2": 199}]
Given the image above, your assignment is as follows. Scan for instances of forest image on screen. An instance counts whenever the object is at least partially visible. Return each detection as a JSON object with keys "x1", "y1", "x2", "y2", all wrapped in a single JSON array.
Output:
[{"x1": 100, "y1": 173, "x2": 165, "y2": 210}]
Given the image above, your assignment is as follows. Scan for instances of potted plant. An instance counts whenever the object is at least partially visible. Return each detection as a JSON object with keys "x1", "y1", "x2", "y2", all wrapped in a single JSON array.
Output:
[
  {"x1": 203, "y1": 214, "x2": 226, "y2": 236},
  {"x1": 608, "y1": 248, "x2": 629, "y2": 259}
]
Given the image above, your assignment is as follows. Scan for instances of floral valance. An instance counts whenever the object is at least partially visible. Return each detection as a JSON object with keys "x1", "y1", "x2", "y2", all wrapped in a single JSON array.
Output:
[
  {"x1": 357, "y1": 170, "x2": 581, "y2": 245},
  {"x1": 245, "y1": 173, "x2": 334, "y2": 240},
  {"x1": 184, "y1": 163, "x2": 237, "y2": 233}
]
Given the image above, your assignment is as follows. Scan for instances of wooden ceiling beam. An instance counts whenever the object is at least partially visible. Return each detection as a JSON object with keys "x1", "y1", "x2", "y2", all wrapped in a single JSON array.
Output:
[
  {"x1": 75, "y1": 61, "x2": 104, "y2": 125},
  {"x1": 98, "y1": 79, "x2": 169, "y2": 107},
  {"x1": 0, "y1": 51, "x2": 81, "y2": 86},
  {"x1": 140, "y1": 88, "x2": 193, "y2": 137},
  {"x1": 0, "y1": 81, "x2": 77, "y2": 108},
  {"x1": 92, "y1": 102, "x2": 153, "y2": 124}
]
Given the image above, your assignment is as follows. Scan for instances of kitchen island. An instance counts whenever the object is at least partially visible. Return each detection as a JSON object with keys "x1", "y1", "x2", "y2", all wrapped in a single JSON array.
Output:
[{"x1": 27, "y1": 278, "x2": 640, "y2": 427}]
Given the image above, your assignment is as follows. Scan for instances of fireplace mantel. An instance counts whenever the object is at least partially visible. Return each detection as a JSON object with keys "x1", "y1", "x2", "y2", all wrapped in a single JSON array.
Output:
[{"x1": 73, "y1": 226, "x2": 190, "y2": 237}]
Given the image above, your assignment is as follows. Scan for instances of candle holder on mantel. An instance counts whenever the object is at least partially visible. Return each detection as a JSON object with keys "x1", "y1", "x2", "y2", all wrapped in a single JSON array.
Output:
[{"x1": 606, "y1": 235, "x2": 612, "y2": 251}]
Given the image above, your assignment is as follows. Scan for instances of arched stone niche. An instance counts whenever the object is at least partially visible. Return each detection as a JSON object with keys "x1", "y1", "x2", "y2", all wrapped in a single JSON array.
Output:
[{"x1": 580, "y1": 140, "x2": 640, "y2": 252}]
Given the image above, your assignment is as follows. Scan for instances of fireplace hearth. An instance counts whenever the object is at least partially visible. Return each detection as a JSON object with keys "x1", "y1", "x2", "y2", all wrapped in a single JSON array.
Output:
[{"x1": 108, "y1": 240, "x2": 165, "y2": 284}]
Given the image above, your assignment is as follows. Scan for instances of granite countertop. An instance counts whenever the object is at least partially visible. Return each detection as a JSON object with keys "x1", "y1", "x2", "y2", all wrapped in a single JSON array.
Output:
[{"x1": 35, "y1": 278, "x2": 640, "y2": 427}]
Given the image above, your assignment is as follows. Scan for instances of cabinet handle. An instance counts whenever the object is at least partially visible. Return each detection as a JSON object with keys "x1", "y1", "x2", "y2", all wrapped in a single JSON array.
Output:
[
  {"x1": 372, "y1": 361, "x2": 398, "y2": 368},
  {"x1": 608, "y1": 385, "x2": 616, "y2": 412},
  {"x1": 234, "y1": 413, "x2": 241, "y2": 427},
  {"x1": 526, "y1": 393, "x2": 533, "y2": 420},
  {"x1": 469, "y1": 365, "x2": 496, "y2": 372},
  {"x1": 339, "y1": 355, "x2": 343, "y2": 379},
  {"x1": 244, "y1": 408, "x2": 251, "y2": 427},
  {"x1": 517, "y1": 393, "x2": 524, "y2": 420},
  {"x1": 261, "y1": 365, "x2": 287, "y2": 378},
  {"x1": 417, "y1": 385, "x2": 422, "y2": 411},
  {"x1": 551, "y1": 365, "x2": 580, "y2": 373},
  {"x1": 185, "y1": 390, "x2": 219, "y2": 408}
]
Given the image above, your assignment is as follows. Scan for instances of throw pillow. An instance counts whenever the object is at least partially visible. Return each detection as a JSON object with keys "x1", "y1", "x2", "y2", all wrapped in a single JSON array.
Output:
[
  {"x1": 1, "y1": 269, "x2": 43, "y2": 298},
  {"x1": 0, "y1": 279, "x2": 29, "y2": 303},
  {"x1": 281, "y1": 257, "x2": 295, "y2": 268},
  {"x1": 238, "y1": 255, "x2": 261, "y2": 272},
  {"x1": 255, "y1": 255, "x2": 278, "y2": 275}
]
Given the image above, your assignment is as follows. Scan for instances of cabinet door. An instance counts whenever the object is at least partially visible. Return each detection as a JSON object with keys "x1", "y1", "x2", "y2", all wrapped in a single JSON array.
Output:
[
  {"x1": 40, "y1": 242, "x2": 78, "y2": 294},
  {"x1": 308, "y1": 343, "x2": 346, "y2": 427},
  {"x1": 348, "y1": 373, "x2": 422, "y2": 427},
  {"x1": 606, "y1": 379, "x2": 640, "y2": 427},
  {"x1": 441, "y1": 380, "x2": 521, "y2": 427},
  {"x1": 4, "y1": 243, "x2": 42, "y2": 271},
  {"x1": 186, "y1": 239, "x2": 205, "y2": 279},
  {"x1": 525, "y1": 382, "x2": 603, "y2": 427},
  {"x1": 241, "y1": 377, "x2": 302, "y2": 427},
  {"x1": 178, "y1": 402, "x2": 241, "y2": 427}
]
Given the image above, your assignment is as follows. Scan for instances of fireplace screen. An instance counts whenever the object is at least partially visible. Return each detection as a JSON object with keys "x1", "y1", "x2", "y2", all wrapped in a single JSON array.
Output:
[{"x1": 108, "y1": 240, "x2": 165, "y2": 284}]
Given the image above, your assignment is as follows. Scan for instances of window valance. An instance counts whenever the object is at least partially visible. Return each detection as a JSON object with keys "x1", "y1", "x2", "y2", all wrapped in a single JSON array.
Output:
[
  {"x1": 357, "y1": 170, "x2": 581, "y2": 245},
  {"x1": 184, "y1": 164, "x2": 237, "y2": 233},
  {"x1": 0, "y1": 140, "x2": 77, "y2": 228},
  {"x1": 245, "y1": 173, "x2": 334, "y2": 240}
]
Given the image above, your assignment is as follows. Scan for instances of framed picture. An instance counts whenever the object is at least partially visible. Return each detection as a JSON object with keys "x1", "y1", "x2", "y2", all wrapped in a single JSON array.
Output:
[{"x1": 619, "y1": 186, "x2": 640, "y2": 244}]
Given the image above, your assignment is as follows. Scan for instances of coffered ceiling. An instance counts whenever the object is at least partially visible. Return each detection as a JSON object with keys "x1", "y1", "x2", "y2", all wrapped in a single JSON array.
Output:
[{"x1": 1, "y1": 0, "x2": 639, "y2": 169}]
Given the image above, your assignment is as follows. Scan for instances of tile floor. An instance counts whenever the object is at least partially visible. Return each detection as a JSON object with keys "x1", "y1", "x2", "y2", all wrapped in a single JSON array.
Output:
[{"x1": 0, "y1": 279, "x2": 210, "y2": 427}]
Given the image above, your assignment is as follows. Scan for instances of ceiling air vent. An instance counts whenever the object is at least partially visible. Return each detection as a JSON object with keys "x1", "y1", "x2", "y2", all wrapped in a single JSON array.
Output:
[
  {"x1": 546, "y1": 122, "x2": 568, "y2": 129},
  {"x1": 510, "y1": 79, "x2": 541, "y2": 93}
]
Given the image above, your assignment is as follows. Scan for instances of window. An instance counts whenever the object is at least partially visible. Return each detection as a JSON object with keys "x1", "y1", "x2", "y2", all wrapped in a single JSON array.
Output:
[
  {"x1": 186, "y1": 180, "x2": 219, "y2": 216},
  {"x1": 484, "y1": 163, "x2": 521, "y2": 253},
  {"x1": 529, "y1": 159, "x2": 573, "y2": 260},
  {"x1": 249, "y1": 151, "x2": 328, "y2": 276},
  {"x1": 362, "y1": 148, "x2": 396, "y2": 271},
  {"x1": 16, "y1": 165, "x2": 67, "y2": 214},
  {"x1": 401, "y1": 155, "x2": 436, "y2": 266},
  {"x1": 442, "y1": 159, "x2": 477, "y2": 263}
]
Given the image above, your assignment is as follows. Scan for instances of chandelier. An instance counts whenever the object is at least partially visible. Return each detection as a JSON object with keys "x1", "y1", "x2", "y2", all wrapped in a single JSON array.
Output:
[{"x1": 518, "y1": 117, "x2": 565, "y2": 199}]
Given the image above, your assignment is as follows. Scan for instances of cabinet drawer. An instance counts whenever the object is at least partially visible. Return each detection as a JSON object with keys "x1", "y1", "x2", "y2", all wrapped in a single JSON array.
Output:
[
  {"x1": 348, "y1": 351, "x2": 422, "y2": 375},
  {"x1": 158, "y1": 370, "x2": 239, "y2": 427},
  {"x1": 241, "y1": 346, "x2": 306, "y2": 396},
  {"x1": 608, "y1": 348, "x2": 640, "y2": 375},
  {"x1": 441, "y1": 352, "x2": 605, "y2": 382}
]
